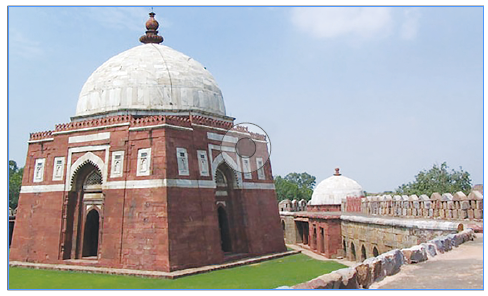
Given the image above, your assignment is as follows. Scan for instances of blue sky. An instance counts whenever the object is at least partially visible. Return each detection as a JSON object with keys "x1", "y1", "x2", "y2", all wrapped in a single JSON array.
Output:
[{"x1": 7, "y1": 6, "x2": 484, "y2": 193}]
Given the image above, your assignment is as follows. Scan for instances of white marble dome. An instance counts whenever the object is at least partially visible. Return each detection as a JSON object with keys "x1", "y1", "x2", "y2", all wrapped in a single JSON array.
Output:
[
  {"x1": 310, "y1": 169, "x2": 364, "y2": 205},
  {"x1": 74, "y1": 43, "x2": 226, "y2": 120}
]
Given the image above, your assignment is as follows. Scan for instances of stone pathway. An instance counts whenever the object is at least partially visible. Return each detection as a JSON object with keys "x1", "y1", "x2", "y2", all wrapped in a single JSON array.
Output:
[
  {"x1": 286, "y1": 244, "x2": 356, "y2": 267},
  {"x1": 370, "y1": 234, "x2": 483, "y2": 289}
]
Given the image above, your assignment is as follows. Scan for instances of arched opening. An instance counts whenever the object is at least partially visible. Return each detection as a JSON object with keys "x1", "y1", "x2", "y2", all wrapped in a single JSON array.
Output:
[
  {"x1": 343, "y1": 239, "x2": 347, "y2": 255},
  {"x1": 214, "y1": 163, "x2": 248, "y2": 256},
  {"x1": 281, "y1": 220, "x2": 286, "y2": 232},
  {"x1": 350, "y1": 242, "x2": 356, "y2": 261},
  {"x1": 82, "y1": 209, "x2": 100, "y2": 258},
  {"x1": 312, "y1": 227, "x2": 317, "y2": 251},
  {"x1": 361, "y1": 245, "x2": 367, "y2": 261},
  {"x1": 319, "y1": 228, "x2": 325, "y2": 253},
  {"x1": 218, "y1": 207, "x2": 232, "y2": 253},
  {"x1": 373, "y1": 246, "x2": 379, "y2": 257},
  {"x1": 63, "y1": 162, "x2": 104, "y2": 260}
]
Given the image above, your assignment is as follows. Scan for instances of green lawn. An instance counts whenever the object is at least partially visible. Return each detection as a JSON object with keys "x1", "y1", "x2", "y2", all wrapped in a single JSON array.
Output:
[{"x1": 9, "y1": 254, "x2": 346, "y2": 289}]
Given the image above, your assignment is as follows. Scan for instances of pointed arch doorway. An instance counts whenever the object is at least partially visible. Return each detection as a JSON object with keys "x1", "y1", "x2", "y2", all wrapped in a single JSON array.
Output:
[
  {"x1": 217, "y1": 206, "x2": 232, "y2": 252},
  {"x1": 62, "y1": 162, "x2": 104, "y2": 260},
  {"x1": 82, "y1": 209, "x2": 100, "y2": 257},
  {"x1": 214, "y1": 163, "x2": 248, "y2": 256}
]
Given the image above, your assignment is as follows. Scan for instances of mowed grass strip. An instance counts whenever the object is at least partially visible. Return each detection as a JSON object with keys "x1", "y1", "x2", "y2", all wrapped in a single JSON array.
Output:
[{"x1": 9, "y1": 254, "x2": 346, "y2": 289}]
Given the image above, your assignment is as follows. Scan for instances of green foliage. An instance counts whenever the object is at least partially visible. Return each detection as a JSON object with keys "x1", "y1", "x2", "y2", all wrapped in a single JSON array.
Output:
[
  {"x1": 9, "y1": 254, "x2": 346, "y2": 289},
  {"x1": 274, "y1": 172, "x2": 316, "y2": 201},
  {"x1": 9, "y1": 160, "x2": 23, "y2": 210},
  {"x1": 396, "y1": 162, "x2": 471, "y2": 196}
]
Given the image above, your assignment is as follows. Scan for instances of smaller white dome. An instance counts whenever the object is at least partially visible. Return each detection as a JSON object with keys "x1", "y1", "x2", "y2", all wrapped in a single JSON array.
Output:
[{"x1": 310, "y1": 169, "x2": 364, "y2": 205}]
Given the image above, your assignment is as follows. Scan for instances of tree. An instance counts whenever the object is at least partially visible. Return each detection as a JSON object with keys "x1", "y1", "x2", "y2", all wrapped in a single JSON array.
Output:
[
  {"x1": 274, "y1": 172, "x2": 316, "y2": 201},
  {"x1": 9, "y1": 160, "x2": 23, "y2": 210},
  {"x1": 396, "y1": 162, "x2": 471, "y2": 196}
]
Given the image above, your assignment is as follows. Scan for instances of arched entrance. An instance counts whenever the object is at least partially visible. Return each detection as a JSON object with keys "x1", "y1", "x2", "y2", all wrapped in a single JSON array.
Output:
[
  {"x1": 214, "y1": 163, "x2": 248, "y2": 256},
  {"x1": 319, "y1": 228, "x2": 325, "y2": 254},
  {"x1": 217, "y1": 207, "x2": 232, "y2": 252},
  {"x1": 62, "y1": 162, "x2": 104, "y2": 260},
  {"x1": 373, "y1": 246, "x2": 379, "y2": 257},
  {"x1": 361, "y1": 245, "x2": 367, "y2": 261},
  {"x1": 82, "y1": 209, "x2": 100, "y2": 257},
  {"x1": 350, "y1": 242, "x2": 356, "y2": 261}
]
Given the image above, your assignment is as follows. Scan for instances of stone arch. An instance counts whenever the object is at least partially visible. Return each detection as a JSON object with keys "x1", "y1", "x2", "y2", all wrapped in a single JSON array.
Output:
[
  {"x1": 350, "y1": 242, "x2": 356, "y2": 261},
  {"x1": 361, "y1": 244, "x2": 367, "y2": 261},
  {"x1": 217, "y1": 206, "x2": 232, "y2": 253},
  {"x1": 62, "y1": 159, "x2": 104, "y2": 260},
  {"x1": 211, "y1": 152, "x2": 241, "y2": 188},
  {"x1": 373, "y1": 246, "x2": 379, "y2": 257},
  {"x1": 68, "y1": 152, "x2": 105, "y2": 191},
  {"x1": 82, "y1": 208, "x2": 100, "y2": 258},
  {"x1": 214, "y1": 162, "x2": 248, "y2": 255}
]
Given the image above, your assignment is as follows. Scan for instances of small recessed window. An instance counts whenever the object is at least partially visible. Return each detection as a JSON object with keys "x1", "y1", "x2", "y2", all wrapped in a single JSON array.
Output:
[
  {"x1": 197, "y1": 150, "x2": 209, "y2": 176},
  {"x1": 256, "y1": 158, "x2": 265, "y2": 180},
  {"x1": 33, "y1": 158, "x2": 45, "y2": 182},
  {"x1": 52, "y1": 157, "x2": 65, "y2": 181},
  {"x1": 242, "y1": 157, "x2": 252, "y2": 179},
  {"x1": 177, "y1": 148, "x2": 189, "y2": 176},
  {"x1": 137, "y1": 148, "x2": 151, "y2": 176},
  {"x1": 111, "y1": 151, "x2": 125, "y2": 178}
]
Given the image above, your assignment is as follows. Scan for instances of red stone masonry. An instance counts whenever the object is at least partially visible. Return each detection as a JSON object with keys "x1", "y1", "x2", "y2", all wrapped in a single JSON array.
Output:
[{"x1": 13, "y1": 113, "x2": 286, "y2": 272}]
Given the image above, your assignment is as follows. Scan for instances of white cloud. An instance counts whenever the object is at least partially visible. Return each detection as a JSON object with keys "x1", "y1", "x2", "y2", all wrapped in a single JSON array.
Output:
[
  {"x1": 400, "y1": 8, "x2": 421, "y2": 40},
  {"x1": 291, "y1": 7, "x2": 393, "y2": 40},
  {"x1": 9, "y1": 29, "x2": 43, "y2": 59}
]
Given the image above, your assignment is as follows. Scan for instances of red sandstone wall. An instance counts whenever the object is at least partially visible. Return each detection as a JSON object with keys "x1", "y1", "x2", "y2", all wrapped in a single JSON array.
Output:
[
  {"x1": 9, "y1": 192, "x2": 64, "y2": 262},
  {"x1": 166, "y1": 187, "x2": 223, "y2": 271},
  {"x1": 119, "y1": 187, "x2": 169, "y2": 271},
  {"x1": 308, "y1": 218, "x2": 343, "y2": 258},
  {"x1": 240, "y1": 188, "x2": 287, "y2": 255},
  {"x1": 11, "y1": 116, "x2": 286, "y2": 272},
  {"x1": 10, "y1": 137, "x2": 66, "y2": 263}
]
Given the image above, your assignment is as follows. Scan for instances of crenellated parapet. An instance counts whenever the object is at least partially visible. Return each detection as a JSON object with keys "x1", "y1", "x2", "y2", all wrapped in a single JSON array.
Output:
[
  {"x1": 29, "y1": 130, "x2": 53, "y2": 141},
  {"x1": 231, "y1": 125, "x2": 267, "y2": 141},
  {"x1": 55, "y1": 115, "x2": 132, "y2": 132},
  {"x1": 131, "y1": 114, "x2": 192, "y2": 128},
  {"x1": 29, "y1": 112, "x2": 268, "y2": 143},
  {"x1": 190, "y1": 115, "x2": 233, "y2": 130},
  {"x1": 29, "y1": 114, "x2": 239, "y2": 141},
  {"x1": 342, "y1": 191, "x2": 483, "y2": 220},
  {"x1": 278, "y1": 198, "x2": 308, "y2": 212}
]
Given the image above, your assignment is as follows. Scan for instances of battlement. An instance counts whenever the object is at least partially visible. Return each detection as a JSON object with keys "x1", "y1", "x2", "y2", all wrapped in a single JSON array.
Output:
[
  {"x1": 29, "y1": 130, "x2": 53, "y2": 141},
  {"x1": 28, "y1": 114, "x2": 240, "y2": 141},
  {"x1": 55, "y1": 115, "x2": 132, "y2": 132},
  {"x1": 342, "y1": 191, "x2": 483, "y2": 220},
  {"x1": 190, "y1": 115, "x2": 234, "y2": 130},
  {"x1": 131, "y1": 114, "x2": 192, "y2": 128}
]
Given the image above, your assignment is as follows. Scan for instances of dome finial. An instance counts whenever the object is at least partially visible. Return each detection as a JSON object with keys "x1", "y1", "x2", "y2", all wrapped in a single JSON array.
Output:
[
  {"x1": 139, "y1": 12, "x2": 164, "y2": 44},
  {"x1": 334, "y1": 168, "x2": 341, "y2": 176}
]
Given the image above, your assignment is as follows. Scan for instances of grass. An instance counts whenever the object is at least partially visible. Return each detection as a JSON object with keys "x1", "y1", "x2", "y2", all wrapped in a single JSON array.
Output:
[{"x1": 9, "y1": 254, "x2": 346, "y2": 289}]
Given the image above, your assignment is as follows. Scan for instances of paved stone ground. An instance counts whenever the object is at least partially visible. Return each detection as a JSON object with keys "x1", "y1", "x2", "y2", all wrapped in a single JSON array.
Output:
[
  {"x1": 286, "y1": 244, "x2": 356, "y2": 267},
  {"x1": 370, "y1": 234, "x2": 484, "y2": 290}
]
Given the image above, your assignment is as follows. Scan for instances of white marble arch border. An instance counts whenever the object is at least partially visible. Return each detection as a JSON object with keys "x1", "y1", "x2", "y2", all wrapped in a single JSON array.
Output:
[
  {"x1": 65, "y1": 145, "x2": 110, "y2": 191},
  {"x1": 211, "y1": 152, "x2": 243, "y2": 189}
]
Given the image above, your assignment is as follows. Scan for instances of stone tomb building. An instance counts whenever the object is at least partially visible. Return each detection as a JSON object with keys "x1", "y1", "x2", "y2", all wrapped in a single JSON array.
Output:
[
  {"x1": 10, "y1": 13, "x2": 286, "y2": 272},
  {"x1": 280, "y1": 169, "x2": 478, "y2": 262},
  {"x1": 280, "y1": 169, "x2": 365, "y2": 259}
]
